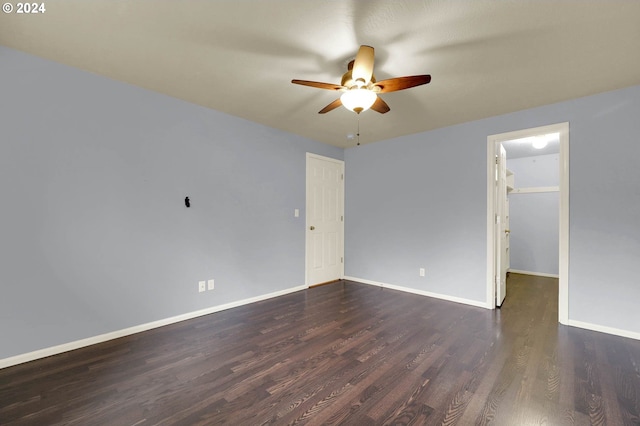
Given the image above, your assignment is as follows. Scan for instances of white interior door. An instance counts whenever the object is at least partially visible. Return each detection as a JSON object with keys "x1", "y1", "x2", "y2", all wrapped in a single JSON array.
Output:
[
  {"x1": 505, "y1": 196, "x2": 511, "y2": 270},
  {"x1": 306, "y1": 154, "x2": 344, "y2": 286},
  {"x1": 496, "y1": 144, "x2": 508, "y2": 306}
]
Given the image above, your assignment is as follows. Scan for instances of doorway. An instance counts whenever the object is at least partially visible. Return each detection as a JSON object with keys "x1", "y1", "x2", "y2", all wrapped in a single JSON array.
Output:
[
  {"x1": 486, "y1": 122, "x2": 569, "y2": 324},
  {"x1": 305, "y1": 153, "x2": 345, "y2": 287}
]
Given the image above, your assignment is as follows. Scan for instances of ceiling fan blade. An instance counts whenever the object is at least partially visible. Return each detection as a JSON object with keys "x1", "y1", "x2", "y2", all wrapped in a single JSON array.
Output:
[
  {"x1": 291, "y1": 79, "x2": 344, "y2": 91},
  {"x1": 370, "y1": 97, "x2": 390, "y2": 114},
  {"x1": 352, "y1": 45, "x2": 375, "y2": 85},
  {"x1": 318, "y1": 98, "x2": 343, "y2": 114},
  {"x1": 373, "y1": 75, "x2": 431, "y2": 93}
]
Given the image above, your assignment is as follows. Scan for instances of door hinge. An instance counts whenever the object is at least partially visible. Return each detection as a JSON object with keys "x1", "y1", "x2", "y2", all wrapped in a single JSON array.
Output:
[
  {"x1": 341, "y1": 257, "x2": 343, "y2": 263},
  {"x1": 341, "y1": 215, "x2": 343, "y2": 222},
  {"x1": 341, "y1": 173, "x2": 344, "y2": 180}
]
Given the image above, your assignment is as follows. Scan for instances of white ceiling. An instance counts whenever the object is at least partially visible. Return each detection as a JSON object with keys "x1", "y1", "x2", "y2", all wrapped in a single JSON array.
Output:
[{"x1": 2, "y1": 1, "x2": 639, "y2": 148}]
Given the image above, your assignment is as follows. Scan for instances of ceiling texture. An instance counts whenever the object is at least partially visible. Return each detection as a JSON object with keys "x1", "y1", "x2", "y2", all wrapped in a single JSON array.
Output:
[{"x1": 2, "y1": 0, "x2": 640, "y2": 148}]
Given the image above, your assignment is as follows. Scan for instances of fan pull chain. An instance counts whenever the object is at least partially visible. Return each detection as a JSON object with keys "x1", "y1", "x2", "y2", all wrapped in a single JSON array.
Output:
[{"x1": 357, "y1": 117, "x2": 361, "y2": 146}]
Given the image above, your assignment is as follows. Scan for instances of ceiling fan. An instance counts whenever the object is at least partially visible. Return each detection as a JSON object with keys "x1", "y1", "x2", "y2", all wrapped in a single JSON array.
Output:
[{"x1": 292, "y1": 45, "x2": 431, "y2": 114}]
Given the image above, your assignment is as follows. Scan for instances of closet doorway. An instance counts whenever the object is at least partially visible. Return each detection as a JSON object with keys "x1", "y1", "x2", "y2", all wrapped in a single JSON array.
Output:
[{"x1": 486, "y1": 122, "x2": 569, "y2": 324}]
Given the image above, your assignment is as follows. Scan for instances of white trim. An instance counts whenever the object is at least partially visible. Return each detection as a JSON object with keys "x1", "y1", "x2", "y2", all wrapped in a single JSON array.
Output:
[
  {"x1": 343, "y1": 276, "x2": 490, "y2": 309},
  {"x1": 487, "y1": 122, "x2": 569, "y2": 325},
  {"x1": 508, "y1": 269, "x2": 559, "y2": 278},
  {"x1": 0, "y1": 284, "x2": 307, "y2": 370},
  {"x1": 486, "y1": 140, "x2": 496, "y2": 309},
  {"x1": 558, "y1": 124, "x2": 570, "y2": 325},
  {"x1": 567, "y1": 320, "x2": 640, "y2": 341},
  {"x1": 510, "y1": 186, "x2": 559, "y2": 194}
]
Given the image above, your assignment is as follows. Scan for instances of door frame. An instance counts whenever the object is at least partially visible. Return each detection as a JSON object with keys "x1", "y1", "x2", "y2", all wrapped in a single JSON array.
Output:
[
  {"x1": 305, "y1": 153, "x2": 345, "y2": 288},
  {"x1": 495, "y1": 143, "x2": 508, "y2": 307},
  {"x1": 486, "y1": 122, "x2": 569, "y2": 324}
]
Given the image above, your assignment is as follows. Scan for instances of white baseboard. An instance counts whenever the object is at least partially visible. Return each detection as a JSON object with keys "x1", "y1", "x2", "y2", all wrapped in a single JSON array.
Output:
[
  {"x1": 343, "y1": 276, "x2": 490, "y2": 309},
  {"x1": 0, "y1": 284, "x2": 307, "y2": 370},
  {"x1": 567, "y1": 320, "x2": 640, "y2": 341},
  {"x1": 343, "y1": 276, "x2": 640, "y2": 342},
  {"x1": 508, "y1": 269, "x2": 559, "y2": 278},
  {"x1": 7, "y1": 282, "x2": 636, "y2": 369}
]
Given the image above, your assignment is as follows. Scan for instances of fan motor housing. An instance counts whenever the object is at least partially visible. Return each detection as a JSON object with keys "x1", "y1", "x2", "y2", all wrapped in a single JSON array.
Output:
[{"x1": 341, "y1": 70, "x2": 376, "y2": 88}]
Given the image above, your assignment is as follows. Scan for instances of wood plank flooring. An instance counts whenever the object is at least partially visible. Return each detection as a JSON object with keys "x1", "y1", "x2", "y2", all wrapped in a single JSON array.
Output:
[{"x1": 2, "y1": 274, "x2": 640, "y2": 425}]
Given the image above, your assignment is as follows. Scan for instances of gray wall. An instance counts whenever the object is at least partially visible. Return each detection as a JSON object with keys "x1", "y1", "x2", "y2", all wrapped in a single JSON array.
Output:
[
  {"x1": 507, "y1": 154, "x2": 559, "y2": 275},
  {"x1": 345, "y1": 84, "x2": 640, "y2": 335},
  {"x1": 344, "y1": 125, "x2": 488, "y2": 302},
  {"x1": 0, "y1": 47, "x2": 342, "y2": 359}
]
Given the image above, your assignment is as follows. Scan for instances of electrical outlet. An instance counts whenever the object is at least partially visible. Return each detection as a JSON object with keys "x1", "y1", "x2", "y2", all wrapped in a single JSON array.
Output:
[
  {"x1": 198, "y1": 280, "x2": 206, "y2": 292},
  {"x1": 419, "y1": 268, "x2": 426, "y2": 277},
  {"x1": 207, "y1": 279, "x2": 215, "y2": 290}
]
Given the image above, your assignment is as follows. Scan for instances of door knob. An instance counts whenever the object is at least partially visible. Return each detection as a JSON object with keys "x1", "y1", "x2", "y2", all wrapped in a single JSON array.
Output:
[
  {"x1": 310, "y1": 226, "x2": 315, "y2": 230},
  {"x1": 505, "y1": 229, "x2": 510, "y2": 234}
]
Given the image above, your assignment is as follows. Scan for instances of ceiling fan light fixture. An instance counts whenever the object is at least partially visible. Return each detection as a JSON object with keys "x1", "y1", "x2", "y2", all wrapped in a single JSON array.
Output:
[
  {"x1": 292, "y1": 45, "x2": 431, "y2": 115},
  {"x1": 340, "y1": 88, "x2": 377, "y2": 114}
]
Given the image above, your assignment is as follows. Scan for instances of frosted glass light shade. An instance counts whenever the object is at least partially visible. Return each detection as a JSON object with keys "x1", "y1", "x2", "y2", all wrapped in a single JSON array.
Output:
[{"x1": 340, "y1": 88, "x2": 377, "y2": 113}]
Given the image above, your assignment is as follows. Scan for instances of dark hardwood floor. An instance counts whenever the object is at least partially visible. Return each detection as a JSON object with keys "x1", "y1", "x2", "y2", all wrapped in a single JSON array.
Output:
[{"x1": 2, "y1": 275, "x2": 640, "y2": 425}]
